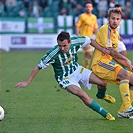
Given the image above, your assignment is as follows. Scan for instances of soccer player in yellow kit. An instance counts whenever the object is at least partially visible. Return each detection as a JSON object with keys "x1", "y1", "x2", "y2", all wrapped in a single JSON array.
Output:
[
  {"x1": 75, "y1": 1, "x2": 98, "y2": 69},
  {"x1": 91, "y1": 8, "x2": 133, "y2": 118}
]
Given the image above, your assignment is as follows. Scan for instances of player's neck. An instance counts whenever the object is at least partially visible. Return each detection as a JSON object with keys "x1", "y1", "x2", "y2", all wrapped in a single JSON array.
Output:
[{"x1": 86, "y1": 12, "x2": 92, "y2": 15}]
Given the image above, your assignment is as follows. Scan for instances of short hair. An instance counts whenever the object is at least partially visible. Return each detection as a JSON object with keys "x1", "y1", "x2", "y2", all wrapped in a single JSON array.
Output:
[
  {"x1": 108, "y1": 8, "x2": 122, "y2": 18},
  {"x1": 57, "y1": 31, "x2": 70, "y2": 42},
  {"x1": 84, "y1": 1, "x2": 93, "y2": 7},
  {"x1": 114, "y1": 4, "x2": 122, "y2": 8}
]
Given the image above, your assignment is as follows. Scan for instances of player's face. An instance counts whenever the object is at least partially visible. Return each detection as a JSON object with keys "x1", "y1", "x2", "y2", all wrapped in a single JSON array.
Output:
[
  {"x1": 58, "y1": 39, "x2": 71, "y2": 53},
  {"x1": 108, "y1": 12, "x2": 121, "y2": 29},
  {"x1": 85, "y1": 3, "x2": 93, "y2": 14}
]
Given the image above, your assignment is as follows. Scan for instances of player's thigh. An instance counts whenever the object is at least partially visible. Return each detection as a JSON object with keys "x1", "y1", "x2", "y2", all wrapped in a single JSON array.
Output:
[
  {"x1": 67, "y1": 85, "x2": 93, "y2": 104},
  {"x1": 67, "y1": 85, "x2": 81, "y2": 95},
  {"x1": 59, "y1": 78, "x2": 80, "y2": 90},
  {"x1": 92, "y1": 62, "x2": 122, "y2": 83},
  {"x1": 89, "y1": 72, "x2": 106, "y2": 87},
  {"x1": 117, "y1": 70, "x2": 133, "y2": 85},
  {"x1": 117, "y1": 68, "x2": 130, "y2": 80}
]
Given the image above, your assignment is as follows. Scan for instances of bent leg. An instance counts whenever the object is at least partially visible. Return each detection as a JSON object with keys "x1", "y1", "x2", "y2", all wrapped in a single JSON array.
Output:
[
  {"x1": 89, "y1": 72, "x2": 115, "y2": 103},
  {"x1": 89, "y1": 72, "x2": 107, "y2": 87},
  {"x1": 66, "y1": 85, "x2": 115, "y2": 120},
  {"x1": 89, "y1": 72, "x2": 107, "y2": 99},
  {"x1": 67, "y1": 85, "x2": 93, "y2": 106}
]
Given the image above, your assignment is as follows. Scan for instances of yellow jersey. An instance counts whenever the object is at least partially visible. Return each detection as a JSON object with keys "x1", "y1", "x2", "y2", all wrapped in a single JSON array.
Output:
[
  {"x1": 91, "y1": 23, "x2": 120, "y2": 67},
  {"x1": 75, "y1": 13, "x2": 98, "y2": 38}
]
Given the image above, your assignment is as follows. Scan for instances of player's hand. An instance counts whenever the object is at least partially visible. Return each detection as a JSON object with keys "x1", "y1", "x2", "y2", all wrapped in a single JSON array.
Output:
[
  {"x1": 15, "y1": 81, "x2": 29, "y2": 88},
  {"x1": 102, "y1": 47, "x2": 110, "y2": 55}
]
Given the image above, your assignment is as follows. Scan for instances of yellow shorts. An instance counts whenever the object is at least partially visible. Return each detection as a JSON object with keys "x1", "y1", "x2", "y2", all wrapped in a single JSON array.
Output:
[
  {"x1": 82, "y1": 44, "x2": 93, "y2": 53},
  {"x1": 91, "y1": 60, "x2": 132, "y2": 84}
]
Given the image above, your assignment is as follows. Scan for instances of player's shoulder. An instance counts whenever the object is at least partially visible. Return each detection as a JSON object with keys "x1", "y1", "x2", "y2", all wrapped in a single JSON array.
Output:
[
  {"x1": 99, "y1": 23, "x2": 108, "y2": 31},
  {"x1": 97, "y1": 24, "x2": 108, "y2": 36},
  {"x1": 91, "y1": 14, "x2": 97, "y2": 18},
  {"x1": 79, "y1": 13, "x2": 87, "y2": 18},
  {"x1": 80, "y1": 13, "x2": 86, "y2": 16},
  {"x1": 47, "y1": 45, "x2": 59, "y2": 54}
]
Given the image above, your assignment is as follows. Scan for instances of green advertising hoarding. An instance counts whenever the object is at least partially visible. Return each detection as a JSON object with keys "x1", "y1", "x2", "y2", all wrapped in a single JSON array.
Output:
[{"x1": 27, "y1": 17, "x2": 54, "y2": 33}]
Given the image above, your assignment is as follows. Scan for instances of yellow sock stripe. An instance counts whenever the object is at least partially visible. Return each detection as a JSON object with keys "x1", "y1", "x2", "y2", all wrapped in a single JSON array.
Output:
[{"x1": 120, "y1": 80, "x2": 129, "y2": 84}]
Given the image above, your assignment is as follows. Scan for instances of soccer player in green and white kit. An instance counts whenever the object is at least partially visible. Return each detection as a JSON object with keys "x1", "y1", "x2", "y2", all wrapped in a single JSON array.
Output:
[{"x1": 15, "y1": 31, "x2": 115, "y2": 120}]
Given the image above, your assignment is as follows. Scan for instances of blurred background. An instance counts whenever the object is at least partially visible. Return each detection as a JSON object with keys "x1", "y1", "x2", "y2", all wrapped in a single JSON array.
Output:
[{"x1": 0, "y1": 0, "x2": 133, "y2": 51}]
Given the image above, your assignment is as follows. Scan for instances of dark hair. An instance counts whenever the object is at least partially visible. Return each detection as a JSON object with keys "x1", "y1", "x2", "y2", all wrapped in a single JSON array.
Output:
[
  {"x1": 57, "y1": 31, "x2": 70, "y2": 42},
  {"x1": 84, "y1": 1, "x2": 93, "y2": 7},
  {"x1": 108, "y1": 8, "x2": 122, "y2": 17},
  {"x1": 114, "y1": 4, "x2": 122, "y2": 8}
]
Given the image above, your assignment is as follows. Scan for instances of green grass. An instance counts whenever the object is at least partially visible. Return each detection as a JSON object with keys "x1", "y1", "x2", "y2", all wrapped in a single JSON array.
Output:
[{"x1": 0, "y1": 50, "x2": 133, "y2": 133}]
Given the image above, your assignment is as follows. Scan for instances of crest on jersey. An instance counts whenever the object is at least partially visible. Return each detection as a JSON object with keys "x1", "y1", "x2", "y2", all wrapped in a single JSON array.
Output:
[{"x1": 64, "y1": 56, "x2": 74, "y2": 66}]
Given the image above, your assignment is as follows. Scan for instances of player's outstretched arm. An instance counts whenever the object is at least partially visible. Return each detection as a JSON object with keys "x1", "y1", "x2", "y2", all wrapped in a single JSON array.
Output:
[
  {"x1": 109, "y1": 48, "x2": 133, "y2": 71},
  {"x1": 15, "y1": 66, "x2": 40, "y2": 88}
]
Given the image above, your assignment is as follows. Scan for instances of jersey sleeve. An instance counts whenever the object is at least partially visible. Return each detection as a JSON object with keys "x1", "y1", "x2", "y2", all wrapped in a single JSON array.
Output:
[
  {"x1": 37, "y1": 47, "x2": 58, "y2": 69},
  {"x1": 37, "y1": 53, "x2": 54, "y2": 69},
  {"x1": 37, "y1": 59, "x2": 48, "y2": 69}
]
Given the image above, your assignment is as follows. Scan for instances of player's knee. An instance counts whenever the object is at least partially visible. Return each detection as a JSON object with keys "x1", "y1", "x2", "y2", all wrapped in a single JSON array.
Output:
[
  {"x1": 85, "y1": 52, "x2": 92, "y2": 59},
  {"x1": 129, "y1": 74, "x2": 133, "y2": 85},
  {"x1": 102, "y1": 80, "x2": 107, "y2": 87},
  {"x1": 121, "y1": 71, "x2": 130, "y2": 80}
]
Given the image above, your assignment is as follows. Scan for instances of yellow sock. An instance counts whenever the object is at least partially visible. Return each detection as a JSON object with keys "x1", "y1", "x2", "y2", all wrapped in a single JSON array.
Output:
[
  {"x1": 82, "y1": 60, "x2": 90, "y2": 69},
  {"x1": 119, "y1": 80, "x2": 131, "y2": 113},
  {"x1": 129, "y1": 86, "x2": 133, "y2": 103}
]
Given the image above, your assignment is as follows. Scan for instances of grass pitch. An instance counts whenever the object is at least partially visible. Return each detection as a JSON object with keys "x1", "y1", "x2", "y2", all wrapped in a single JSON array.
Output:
[{"x1": 0, "y1": 50, "x2": 133, "y2": 133}]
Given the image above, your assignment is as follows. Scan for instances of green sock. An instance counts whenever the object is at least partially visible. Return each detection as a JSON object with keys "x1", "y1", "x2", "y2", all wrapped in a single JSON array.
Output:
[
  {"x1": 96, "y1": 88, "x2": 107, "y2": 98},
  {"x1": 90, "y1": 100, "x2": 108, "y2": 117},
  {"x1": 122, "y1": 65, "x2": 126, "y2": 69}
]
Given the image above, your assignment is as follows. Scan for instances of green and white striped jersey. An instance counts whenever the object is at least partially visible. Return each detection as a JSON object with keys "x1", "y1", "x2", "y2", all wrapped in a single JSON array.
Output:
[{"x1": 37, "y1": 36, "x2": 91, "y2": 83}]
